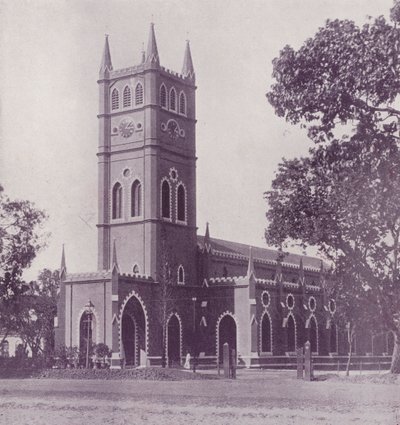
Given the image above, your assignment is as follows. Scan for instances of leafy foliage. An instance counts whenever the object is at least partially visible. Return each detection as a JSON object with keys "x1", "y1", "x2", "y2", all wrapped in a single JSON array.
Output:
[
  {"x1": 266, "y1": 1, "x2": 400, "y2": 372},
  {"x1": 0, "y1": 185, "x2": 47, "y2": 302},
  {"x1": 267, "y1": 10, "x2": 400, "y2": 144}
]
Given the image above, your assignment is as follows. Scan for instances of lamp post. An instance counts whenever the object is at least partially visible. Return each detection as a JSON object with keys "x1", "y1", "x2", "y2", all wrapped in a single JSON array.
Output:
[{"x1": 84, "y1": 300, "x2": 94, "y2": 368}]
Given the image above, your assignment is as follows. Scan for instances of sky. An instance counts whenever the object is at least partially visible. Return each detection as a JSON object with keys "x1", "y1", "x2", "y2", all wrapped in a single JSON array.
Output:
[{"x1": 0, "y1": 0, "x2": 394, "y2": 279}]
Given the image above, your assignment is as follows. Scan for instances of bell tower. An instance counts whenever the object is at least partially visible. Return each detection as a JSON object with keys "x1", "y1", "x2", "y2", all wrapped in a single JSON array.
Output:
[{"x1": 97, "y1": 25, "x2": 197, "y2": 284}]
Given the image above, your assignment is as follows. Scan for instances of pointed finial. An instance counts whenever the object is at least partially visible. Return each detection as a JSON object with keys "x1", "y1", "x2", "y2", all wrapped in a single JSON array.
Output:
[
  {"x1": 146, "y1": 22, "x2": 159, "y2": 65},
  {"x1": 205, "y1": 222, "x2": 210, "y2": 241},
  {"x1": 204, "y1": 222, "x2": 211, "y2": 253},
  {"x1": 141, "y1": 42, "x2": 145, "y2": 63},
  {"x1": 247, "y1": 246, "x2": 256, "y2": 278},
  {"x1": 112, "y1": 239, "x2": 119, "y2": 273},
  {"x1": 182, "y1": 39, "x2": 195, "y2": 79},
  {"x1": 100, "y1": 34, "x2": 113, "y2": 75},
  {"x1": 60, "y1": 244, "x2": 67, "y2": 278}
]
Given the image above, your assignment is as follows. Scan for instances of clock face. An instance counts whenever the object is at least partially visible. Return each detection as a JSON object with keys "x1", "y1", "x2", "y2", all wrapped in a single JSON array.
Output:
[
  {"x1": 167, "y1": 120, "x2": 179, "y2": 140},
  {"x1": 119, "y1": 118, "x2": 135, "y2": 138}
]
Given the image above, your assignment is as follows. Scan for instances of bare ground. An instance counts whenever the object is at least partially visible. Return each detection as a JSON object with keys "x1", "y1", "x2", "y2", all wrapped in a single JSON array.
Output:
[{"x1": 0, "y1": 370, "x2": 399, "y2": 425}]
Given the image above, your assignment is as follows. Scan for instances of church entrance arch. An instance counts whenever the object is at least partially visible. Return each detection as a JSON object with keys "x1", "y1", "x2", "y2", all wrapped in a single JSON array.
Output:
[
  {"x1": 217, "y1": 313, "x2": 237, "y2": 364},
  {"x1": 167, "y1": 314, "x2": 181, "y2": 367},
  {"x1": 120, "y1": 294, "x2": 147, "y2": 367},
  {"x1": 79, "y1": 311, "x2": 96, "y2": 361}
]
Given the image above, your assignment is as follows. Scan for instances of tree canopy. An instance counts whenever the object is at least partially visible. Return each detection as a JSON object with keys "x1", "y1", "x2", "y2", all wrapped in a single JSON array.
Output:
[
  {"x1": 265, "y1": 1, "x2": 400, "y2": 373},
  {"x1": 0, "y1": 185, "x2": 48, "y2": 351},
  {"x1": 267, "y1": 5, "x2": 400, "y2": 144},
  {"x1": 0, "y1": 185, "x2": 47, "y2": 301}
]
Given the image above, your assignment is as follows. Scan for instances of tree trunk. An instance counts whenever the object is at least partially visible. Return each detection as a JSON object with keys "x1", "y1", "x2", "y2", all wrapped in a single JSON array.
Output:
[
  {"x1": 161, "y1": 323, "x2": 167, "y2": 368},
  {"x1": 390, "y1": 332, "x2": 400, "y2": 374},
  {"x1": 345, "y1": 327, "x2": 354, "y2": 377}
]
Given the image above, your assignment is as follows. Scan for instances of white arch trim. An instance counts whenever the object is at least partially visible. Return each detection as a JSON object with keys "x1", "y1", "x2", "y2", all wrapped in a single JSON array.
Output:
[
  {"x1": 160, "y1": 177, "x2": 172, "y2": 221},
  {"x1": 175, "y1": 181, "x2": 188, "y2": 224},
  {"x1": 165, "y1": 312, "x2": 183, "y2": 365},
  {"x1": 76, "y1": 306, "x2": 100, "y2": 348},
  {"x1": 215, "y1": 311, "x2": 239, "y2": 360},
  {"x1": 119, "y1": 290, "x2": 149, "y2": 355}
]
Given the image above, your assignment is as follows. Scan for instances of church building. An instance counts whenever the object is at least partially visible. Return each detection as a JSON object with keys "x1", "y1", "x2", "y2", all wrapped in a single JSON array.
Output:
[{"x1": 55, "y1": 24, "x2": 350, "y2": 369}]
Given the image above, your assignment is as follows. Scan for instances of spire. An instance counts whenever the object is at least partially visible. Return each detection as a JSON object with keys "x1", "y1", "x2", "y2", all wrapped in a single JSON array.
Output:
[
  {"x1": 146, "y1": 23, "x2": 159, "y2": 65},
  {"x1": 112, "y1": 239, "x2": 119, "y2": 273},
  {"x1": 141, "y1": 42, "x2": 145, "y2": 63},
  {"x1": 182, "y1": 40, "x2": 195, "y2": 79},
  {"x1": 299, "y1": 257, "x2": 305, "y2": 284},
  {"x1": 247, "y1": 246, "x2": 256, "y2": 278},
  {"x1": 100, "y1": 35, "x2": 113, "y2": 75},
  {"x1": 60, "y1": 244, "x2": 67, "y2": 278},
  {"x1": 204, "y1": 222, "x2": 211, "y2": 253},
  {"x1": 205, "y1": 222, "x2": 210, "y2": 241}
]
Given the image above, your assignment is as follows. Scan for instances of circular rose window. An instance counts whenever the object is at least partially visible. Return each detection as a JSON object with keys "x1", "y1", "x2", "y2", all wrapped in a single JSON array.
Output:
[
  {"x1": 123, "y1": 168, "x2": 130, "y2": 178},
  {"x1": 261, "y1": 291, "x2": 270, "y2": 308},
  {"x1": 286, "y1": 294, "x2": 295, "y2": 309},
  {"x1": 308, "y1": 296, "x2": 316, "y2": 312}
]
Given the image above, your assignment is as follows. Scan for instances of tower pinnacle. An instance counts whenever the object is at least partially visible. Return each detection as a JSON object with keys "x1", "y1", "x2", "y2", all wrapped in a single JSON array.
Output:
[
  {"x1": 182, "y1": 40, "x2": 195, "y2": 79},
  {"x1": 247, "y1": 246, "x2": 256, "y2": 278},
  {"x1": 112, "y1": 239, "x2": 119, "y2": 273},
  {"x1": 146, "y1": 23, "x2": 159, "y2": 64},
  {"x1": 60, "y1": 244, "x2": 67, "y2": 278},
  {"x1": 99, "y1": 34, "x2": 113, "y2": 75}
]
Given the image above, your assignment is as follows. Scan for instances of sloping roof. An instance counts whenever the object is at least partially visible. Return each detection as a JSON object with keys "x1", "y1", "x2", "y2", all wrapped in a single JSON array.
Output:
[{"x1": 197, "y1": 235, "x2": 322, "y2": 270}]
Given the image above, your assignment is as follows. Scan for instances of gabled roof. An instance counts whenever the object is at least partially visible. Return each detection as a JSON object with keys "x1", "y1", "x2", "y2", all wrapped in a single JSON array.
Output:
[{"x1": 197, "y1": 235, "x2": 322, "y2": 270}]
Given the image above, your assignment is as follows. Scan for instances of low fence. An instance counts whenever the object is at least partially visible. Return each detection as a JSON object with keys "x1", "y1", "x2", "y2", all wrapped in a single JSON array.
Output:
[{"x1": 194, "y1": 354, "x2": 392, "y2": 372}]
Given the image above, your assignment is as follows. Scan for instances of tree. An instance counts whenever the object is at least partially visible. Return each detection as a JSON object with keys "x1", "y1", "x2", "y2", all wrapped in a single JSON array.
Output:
[
  {"x1": 265, "y1": 137, "x2": 400, "y2": 372},
  {"x1": 0, "y1": 185, "x2": 47, "y2": 345},
  {"x1": 267, "y1": 2, "x2": 400, "y2": 145},
  {"x1": 10, "y1": 269, "x2": 59, "y2": 359},
  {"x1": 265, "y1": 1, "x2": 400, "y2": 373}
]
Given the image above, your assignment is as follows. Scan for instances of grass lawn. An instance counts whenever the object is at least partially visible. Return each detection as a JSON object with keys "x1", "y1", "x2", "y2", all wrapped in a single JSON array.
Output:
[{"x1": 0, "y1": 369, "x2": 398, "y2": 425}]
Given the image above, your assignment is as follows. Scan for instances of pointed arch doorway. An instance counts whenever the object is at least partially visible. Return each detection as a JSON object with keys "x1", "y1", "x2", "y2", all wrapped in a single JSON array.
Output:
[
  {"x1": 120, "y1": 294, "x2": 147, "y2": 367},
  {"x1": 217, "y1": 314, "x2": 237, "y2": 364},
  {"x1": 167, "y1": 314, "x2": 181, "y2": 367}
]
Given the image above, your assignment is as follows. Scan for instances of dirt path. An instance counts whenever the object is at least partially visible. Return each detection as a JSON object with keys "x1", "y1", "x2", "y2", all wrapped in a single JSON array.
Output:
[{"x1": 0, "y1": 370, "x2": 398, "y2": 425}]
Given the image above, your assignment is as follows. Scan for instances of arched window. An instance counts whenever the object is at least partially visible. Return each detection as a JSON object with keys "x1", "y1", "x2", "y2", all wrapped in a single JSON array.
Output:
[
  {"x1": 169, "y1": 87, "x2": 177, "y2": 111},
  {"x1": 131, "y1": 180, "x2": 142, "y2": 217},
  {"x1": 310, "y1": 316, "x2": 318, "y2": 353},
  {"x1": 111, "y1": 88, "x2": 119, "y2": 110},
  {"x1": 160, "y1": 84, "x2": 167, "y2": 108},
  {"x1": 133, "y1": 264, "x2": 139, "y2": 275},
  {"x1": 123, "y1": 86, "x2": 131, "y2": 108},
  {"x1": 112, "y1": 182, "x2": 122, "y2": 219},
  {"x1": 179, "y1": 92, "x2": 186, "y2": 115},
  {"x1": 177, "y1": 184, "x2": 186, "y2": 222},
  {"x1": 177, "y1": 265, "x2": 184, "y2": 284},
  {"x1": 287, "y1": 315, "x2": 296, "y2": 352},
  {"x1": 261, "y1": 313, "x2": 272, "y2": 352},
  {"x1": 135, "y1": 83, "x2": 143, "y2": 105},
  {"x1": 161, "y1": 180, "x2": 170, "y2": 218}
]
